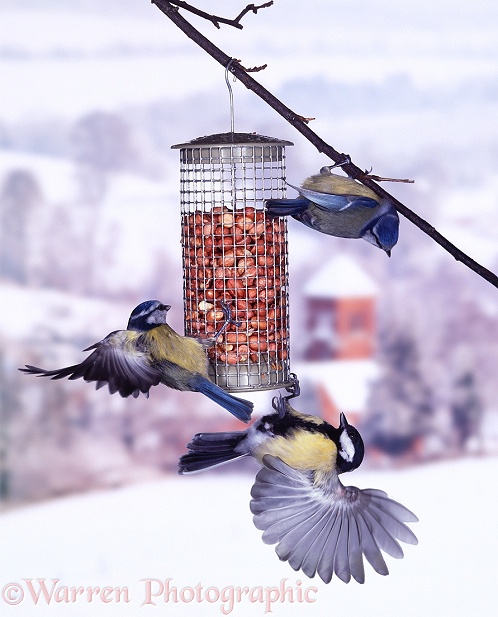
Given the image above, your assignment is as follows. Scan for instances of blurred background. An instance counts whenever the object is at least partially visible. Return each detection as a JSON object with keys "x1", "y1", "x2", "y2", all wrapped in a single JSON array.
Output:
[{"x1": 1, "y1": 1, "x2": 498, "y2": 615}]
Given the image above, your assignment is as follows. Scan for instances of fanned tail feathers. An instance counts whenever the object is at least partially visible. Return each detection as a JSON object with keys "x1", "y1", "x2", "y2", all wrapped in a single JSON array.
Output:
[{"x1": 178, "y1": 431, "x2": 248, "y2": 474}]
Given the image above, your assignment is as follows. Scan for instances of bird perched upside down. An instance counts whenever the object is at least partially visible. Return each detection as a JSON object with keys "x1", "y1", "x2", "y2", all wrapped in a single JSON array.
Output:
[
  {"x1": 265, "y1": 165, "x2": 399, "y2": 255},
  {"x1": 20, "y1": 301, "x2": 253, "y2": 423},
  {"x1": 179, "y1": 393, "x2": 417, "y2": 584}
]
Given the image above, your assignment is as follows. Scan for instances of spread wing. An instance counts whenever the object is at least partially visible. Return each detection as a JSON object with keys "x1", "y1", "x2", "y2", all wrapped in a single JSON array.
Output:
[
  {"x1": 20, "y1": 330, "x2": 163, "y2": 398},
  {"x1": 288, "y1": 182, "x2": 378, "y2": 212},
  {"x1": 250, "y1": 455, "x2": 418, "y2": 584}
]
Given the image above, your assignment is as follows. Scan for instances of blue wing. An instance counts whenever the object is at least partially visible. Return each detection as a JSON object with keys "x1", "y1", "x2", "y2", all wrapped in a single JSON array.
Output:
[{"x1": 287, "y1": 183, "x2": 378, "y2": 212}]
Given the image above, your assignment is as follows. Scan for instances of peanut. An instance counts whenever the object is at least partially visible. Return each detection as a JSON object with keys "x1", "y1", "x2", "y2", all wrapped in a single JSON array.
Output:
[{"x1": 182, "y1": 207, "x2": 289, "y2": 369}]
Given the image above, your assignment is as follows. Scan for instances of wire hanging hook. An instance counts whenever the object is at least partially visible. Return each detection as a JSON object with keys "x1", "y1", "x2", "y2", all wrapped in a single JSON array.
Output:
[{"x1": 225, "y1": 58, "x2": 237, "y2": 136}]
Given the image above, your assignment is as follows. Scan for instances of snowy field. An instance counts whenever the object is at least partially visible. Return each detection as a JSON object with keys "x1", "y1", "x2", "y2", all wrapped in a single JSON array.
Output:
[
  {"x1": 2, "y1": 0, "x2": 498, "y2": 123},
  {"x1": 1, "y1": 457, "x2": 497, "y2": 617}
]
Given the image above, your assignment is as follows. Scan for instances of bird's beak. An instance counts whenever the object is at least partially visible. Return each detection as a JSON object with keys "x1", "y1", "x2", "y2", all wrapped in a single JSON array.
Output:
[
  {"x1": 385, "y1": 249, "x2": 391, "y2": 258},
  {"x1": 340, "y1": 412, "x2": 349, "y2": 429}
]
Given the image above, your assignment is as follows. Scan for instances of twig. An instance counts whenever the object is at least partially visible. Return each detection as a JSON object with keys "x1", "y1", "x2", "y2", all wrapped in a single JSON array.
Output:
[
  {"x1": 241, "y1": 63, "x2": 268, "y2": 73},
  {"x1": 231, "y1": 58, "x2": 268, "y2": 72},
  {"x1": 367, "y1": 175, "x2": 414, "y2": 183},
  {"x1": 165, "y1": 1, "x2": 273, "y2": 30},
  {"x1": 152, "y1": 0, "x2": 498, "y2": 290}
]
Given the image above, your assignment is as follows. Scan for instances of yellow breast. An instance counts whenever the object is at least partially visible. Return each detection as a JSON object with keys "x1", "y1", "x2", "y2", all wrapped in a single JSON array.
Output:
[
  {"x1": 146, "y1": 326, "x2": 208, "y2": 375},
  {"x1": 254, "y1": 429, "x2": 336, "y2": 474}
]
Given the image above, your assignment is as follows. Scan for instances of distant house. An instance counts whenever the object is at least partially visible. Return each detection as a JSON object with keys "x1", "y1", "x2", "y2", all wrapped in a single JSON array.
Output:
[
  {"x1": 293, "y1": 255, "x2": 379, "y2": 427},
  {"x1": 303, "y1": 255, "x2": 378, "y2": 361}
]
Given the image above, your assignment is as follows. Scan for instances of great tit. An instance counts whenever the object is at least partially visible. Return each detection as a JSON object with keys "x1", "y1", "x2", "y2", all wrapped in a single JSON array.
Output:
[
  {"x1": 265, "y1": 167, "x2": 399, "y2": 255},
  {"x1": 20, "y1": 300, "x2": 253, "y2": 423},
  {"x1": 179, "y1": 394, "x2": 417, "y2": 583}
]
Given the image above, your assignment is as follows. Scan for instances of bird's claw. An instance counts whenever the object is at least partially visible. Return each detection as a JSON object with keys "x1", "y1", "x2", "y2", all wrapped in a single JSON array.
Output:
[
  {"x1": 272, "y1": 395, "x2": 287, "y2": 418},
  {"x1": 219, "y1": 300, "x2": 232, "y2": 322},
  {"x1": 270, "y1": 377, "x2": 300, "y2": 418},
  {"x1": 320, "y1": 154, "x2": 352, "y2": 175},
  {"x1": 219, "y1": 301, "x2": 241, "y2": 328},
  {"x1": 206, "y1": 301, "x2": 242, "y2": 346},
  {"x1": 284, "y1": 374, "x2": 300, "y2": 399}
]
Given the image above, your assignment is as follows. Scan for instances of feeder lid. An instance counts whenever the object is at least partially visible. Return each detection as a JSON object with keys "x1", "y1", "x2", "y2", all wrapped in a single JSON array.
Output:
[{"x1": 171, "y1": 132, "x2": 293, "y2": 149}]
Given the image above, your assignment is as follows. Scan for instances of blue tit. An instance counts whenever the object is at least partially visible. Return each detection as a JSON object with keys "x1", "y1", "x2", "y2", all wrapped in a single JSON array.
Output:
[
  {"x1": 179, "y1": 394, "x2": 417, "y2": 584},
  {"x1": 266, "y1": 169, "x2": 399, "y2": 255},
  {"x1": 20, "y1": 300, "x2": 253, "y2": 423}
]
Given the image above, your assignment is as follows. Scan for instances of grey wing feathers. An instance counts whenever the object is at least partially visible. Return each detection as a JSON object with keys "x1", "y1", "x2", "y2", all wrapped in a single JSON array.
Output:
[
  {"x1": 20, "y1": 331, "x2": 163, "y2": 398},
  {"x1": 250, "y1": 455, "x2": 418, "y2": 584}
]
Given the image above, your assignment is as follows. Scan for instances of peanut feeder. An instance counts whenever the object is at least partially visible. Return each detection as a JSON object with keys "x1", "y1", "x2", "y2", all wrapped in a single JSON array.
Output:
[{"x1": 172, "y1": 133, "x2": 294, "y2": 392}]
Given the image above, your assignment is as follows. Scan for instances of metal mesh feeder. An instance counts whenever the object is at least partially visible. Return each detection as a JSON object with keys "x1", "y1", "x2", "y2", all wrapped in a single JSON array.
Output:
[{"x1": 172, "y1": 132, "x2": 294, "y2": 392}]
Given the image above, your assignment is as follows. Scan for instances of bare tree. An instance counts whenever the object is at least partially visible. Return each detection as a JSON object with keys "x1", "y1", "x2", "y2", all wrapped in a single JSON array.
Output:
[
  {"x1": 364, "y1": 330, "x2": 434, "y2": 459},
  {"x1": 71, "y1": 111, "x2": 138, "y2": 174},
  {"x1": 0, "y1": 170, "x2": 42, "y2": 283}
]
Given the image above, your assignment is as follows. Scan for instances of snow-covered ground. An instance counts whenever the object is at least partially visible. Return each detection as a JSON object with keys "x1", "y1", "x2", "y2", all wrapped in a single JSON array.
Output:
[{"x1": 1, "y1": 457, "x2": 497, "y2": 616}]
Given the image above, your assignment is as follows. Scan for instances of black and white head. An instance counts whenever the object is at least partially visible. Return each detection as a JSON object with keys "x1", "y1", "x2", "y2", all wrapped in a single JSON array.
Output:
[
  {"x1": 127, "y1": 300, "x2": 171, "y2": 332},
  {"x1": 336, "y1": 413, "x2": 364, "y2": 474}
]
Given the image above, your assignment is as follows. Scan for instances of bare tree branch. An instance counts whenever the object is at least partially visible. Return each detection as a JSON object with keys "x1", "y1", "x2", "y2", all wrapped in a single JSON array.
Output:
[
  {"x1": 232, "y1": 2, "x2": 274, "y2": 27},
  {"x1": 165, "y1": 1, "x2": 273, "y2": 29},
  {"x1": 152, "y1": 0, "x2": 498, "y2": 291}
]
